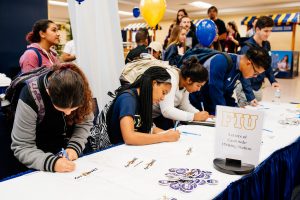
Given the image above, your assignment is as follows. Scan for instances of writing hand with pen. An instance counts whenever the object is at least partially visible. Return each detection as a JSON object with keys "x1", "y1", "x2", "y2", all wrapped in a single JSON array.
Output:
[
  {"x1": 152, "y1": 121, "x2": 180, "y2": 142},
  {"x1": 193, "y1": 111, "x2": 209, "y2": 121},
  {"x1": 54, "y1": 148, "x2": 77, "y2": 172}
]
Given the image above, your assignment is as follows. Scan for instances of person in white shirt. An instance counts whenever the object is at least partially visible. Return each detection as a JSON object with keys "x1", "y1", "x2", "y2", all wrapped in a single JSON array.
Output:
[
  {"x1": 153, "y1": 57, "x2": 209, "y2": 129},
  {"x1": 61, "y1": 40, "x2": 76, "y2": 62}
]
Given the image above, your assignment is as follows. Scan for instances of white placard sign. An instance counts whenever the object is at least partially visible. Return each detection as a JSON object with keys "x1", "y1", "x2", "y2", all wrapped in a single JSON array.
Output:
[{"x1": 214, "y1": 106, "x2": 264, "y2": 165}]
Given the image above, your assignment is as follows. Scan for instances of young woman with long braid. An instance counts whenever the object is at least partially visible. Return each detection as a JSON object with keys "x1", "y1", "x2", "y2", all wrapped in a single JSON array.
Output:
[{"x1": 108, "y1": 66, "x2": 180, "y2": 145}]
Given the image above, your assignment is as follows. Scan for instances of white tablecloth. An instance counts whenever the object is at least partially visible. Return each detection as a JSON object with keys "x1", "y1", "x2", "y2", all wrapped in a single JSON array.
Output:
[{"x1": 1, "y1": 102, "x2": 299, "y2": 200}]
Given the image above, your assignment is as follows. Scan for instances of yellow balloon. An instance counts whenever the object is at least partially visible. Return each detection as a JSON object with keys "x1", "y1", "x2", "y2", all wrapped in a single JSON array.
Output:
[{"x1": 140, "y1": 0, "x2": 166, "y2": 27}]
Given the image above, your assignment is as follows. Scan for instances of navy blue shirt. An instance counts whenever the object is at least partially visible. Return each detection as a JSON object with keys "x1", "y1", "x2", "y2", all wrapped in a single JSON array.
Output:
[
  {"x1": 164, "y1": 43, "x2": 183, "y2": 66},
  {"x1": 108, "y1": 89, "x2": 141, "y2": 144},
  {"x1": 190, "y1": 54, "x2": 241, "y2": 115},
  {"x1": 239, "y1": 37, "x2": 276, "y2": 101}
]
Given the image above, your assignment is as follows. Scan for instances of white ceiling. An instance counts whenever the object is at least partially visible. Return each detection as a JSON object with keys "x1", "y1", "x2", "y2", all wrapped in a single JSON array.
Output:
[{"x1": 48, "y1": 0, "x2": 300, "y2": 22}]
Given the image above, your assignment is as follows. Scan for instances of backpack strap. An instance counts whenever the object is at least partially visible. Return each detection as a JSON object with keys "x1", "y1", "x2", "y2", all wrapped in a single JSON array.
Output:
[
  {"x1": 27, "y1": 47, "x2": 42, "y2": 67},
  {"x1": 27, "y1": 79, "x2": 45, "y2": 124},
  {"x1": 220, "y1": 52, "x2": 233, "y2": 74}
]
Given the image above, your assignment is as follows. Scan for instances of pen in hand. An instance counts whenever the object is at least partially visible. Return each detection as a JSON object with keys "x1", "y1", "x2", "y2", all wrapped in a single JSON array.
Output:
[
  {"x1": 174, "y1": 120, "x2": 179, "y2": 131},
  {"x1": 201, "y1": 102, "x2": 205, "y2": 111},
  {"x1": 58, "y1": 148, "x2": 70, "y2": 160}
]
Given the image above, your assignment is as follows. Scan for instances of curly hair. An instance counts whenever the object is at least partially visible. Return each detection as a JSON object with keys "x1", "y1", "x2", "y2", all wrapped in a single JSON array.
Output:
[{"x1": 49, "y1": 63, "x2": 94, "y2": 125}]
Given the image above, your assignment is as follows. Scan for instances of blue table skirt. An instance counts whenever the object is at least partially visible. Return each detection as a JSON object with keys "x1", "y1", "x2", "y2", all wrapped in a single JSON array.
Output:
[{"x1": 214, "y1": 137, "x2": 300, "y2": 200}]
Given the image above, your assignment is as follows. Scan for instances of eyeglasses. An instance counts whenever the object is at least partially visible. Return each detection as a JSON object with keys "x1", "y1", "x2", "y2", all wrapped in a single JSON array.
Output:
[{"x1": 250, "y1": 61, "x2": 261, "y2": 77}]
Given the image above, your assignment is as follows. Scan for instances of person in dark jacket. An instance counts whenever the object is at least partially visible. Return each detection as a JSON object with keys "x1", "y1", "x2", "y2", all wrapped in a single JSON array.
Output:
[
  {"x1": 125, "y1": 29, "x2": 149, "y2": 64},
  {"x1": 11, "y1": 63, "x2": 94, "y2": 173},
  {"x1": 189, "y1": 47, "x2": 271, "y2": 115},
  {"x1": 236, "y1": 16, "x2": 280, "y2": 107},
  {"x1": 180, "y1": 16, "x2": 198, "y2": 48},
  {"x1": 163, "y1": 26, "x2": 187, "y2": 66}
]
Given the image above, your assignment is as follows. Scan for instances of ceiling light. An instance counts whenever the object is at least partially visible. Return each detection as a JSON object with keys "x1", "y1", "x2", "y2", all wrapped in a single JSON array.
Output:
[
  {"x1": 48, "y1": 0, "x2": 68, "y2": 7},
  {"x1": 189, "y1": 1, "x2": 212, "y2": 8},
  {"x1": 118, "y1": 11, "x2": 132, "y2": 16}
]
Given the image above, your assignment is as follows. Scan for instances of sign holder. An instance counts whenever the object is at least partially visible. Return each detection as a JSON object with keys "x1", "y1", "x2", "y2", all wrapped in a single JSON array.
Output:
[{"x1": 213, "y1": 158, "x2": 254, "y2": 175}]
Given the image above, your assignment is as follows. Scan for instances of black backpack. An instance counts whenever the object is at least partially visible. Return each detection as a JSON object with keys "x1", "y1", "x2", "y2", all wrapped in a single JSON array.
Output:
[
  {"x1": 88, "y1": 89, "x2": 135, "y2": 151},
  {"x1": 3, "y1": 66, "x2": 51, "y2": 124},
  {"x1": 177, "y1": 47, "x2": 233, "y2": 74}
]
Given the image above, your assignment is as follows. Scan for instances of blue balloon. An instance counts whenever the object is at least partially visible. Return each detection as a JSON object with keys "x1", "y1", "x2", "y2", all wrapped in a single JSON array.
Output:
[
  {"x1": 133, "y1": 7, "x2": 140, "y2": 18},
  {"x1": 75, "y1": 0, "x2": 85, "y2": 4},
  {"x1": 196, "y1": 19, "x2": 217, "y2": 47}
]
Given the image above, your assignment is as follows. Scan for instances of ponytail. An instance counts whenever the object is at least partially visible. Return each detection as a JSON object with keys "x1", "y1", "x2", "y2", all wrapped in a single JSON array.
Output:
[{"x1": 181, "y1": 56, "x2": 208, "y2": 83}]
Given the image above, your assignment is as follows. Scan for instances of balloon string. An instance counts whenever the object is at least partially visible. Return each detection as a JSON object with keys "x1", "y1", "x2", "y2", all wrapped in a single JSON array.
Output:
[{"x1": 151, "y1": 29, "x2": 154, "y2": 55}]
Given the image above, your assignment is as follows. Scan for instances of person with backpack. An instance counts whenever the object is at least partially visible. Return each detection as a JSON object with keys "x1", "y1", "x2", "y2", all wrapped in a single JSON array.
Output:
[
  {"x1": 189, "y1": 46, "x2": 271, "y2": 115},
  {"x1": 152, "y1": 57, "x2": 209, "y2": 130},
  {"x1": 236, "y1": 16, "x2": 280, "y2": 107},
  {"x1": 108, "y1": 67, "x2": 180, "y2": 146},
  {"x1": 11, "y1": 63, "x2": 94, "y2": 172},
  {"x1": 19, "y1": 19, "x2": 60, "y2": 73}
]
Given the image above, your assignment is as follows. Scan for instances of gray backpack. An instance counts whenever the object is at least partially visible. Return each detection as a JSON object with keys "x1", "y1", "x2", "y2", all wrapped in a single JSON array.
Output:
[
  {"x1": 88, "y1": 90, "x2": 135, "y2": 151},
  {"x1": 119, "y1": 57, "x2": 179, "y2": 85}
]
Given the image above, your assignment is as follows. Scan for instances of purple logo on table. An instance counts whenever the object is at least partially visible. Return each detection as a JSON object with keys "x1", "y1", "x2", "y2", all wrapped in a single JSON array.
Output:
[{"x1": 158, "y1": 168, "x2": 218, "y2": 193}]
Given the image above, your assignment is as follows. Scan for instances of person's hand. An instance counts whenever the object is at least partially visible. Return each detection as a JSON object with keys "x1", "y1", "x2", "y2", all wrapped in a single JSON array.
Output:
[
  {"x1": 164, "y1": 130, "x2": 180, "y2": 142},
  {"x1": 66, "y1": 148, "x2": 78, "y2": 161},
  {"x1": 250, "y1": 99, "x2": 259, "y2": 106},
  {"x1": 177, "y1": 46, "x2": 185, "y2": 55},
  {"x1": 272, "y1": 82, "x2": 280, "y2": 88},
  {"x1": 194, "y1": 111, "x2": 209, "y2": 121},
  {"x1": 228, "y1": 35, "x2": 234, "y2": 40},
  {"x1": 54, "y1": 158, "x2": 76, "y2": 172}
]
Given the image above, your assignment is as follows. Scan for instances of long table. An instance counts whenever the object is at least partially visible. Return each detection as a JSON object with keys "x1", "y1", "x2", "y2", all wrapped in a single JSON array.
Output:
[{"x1": 0, "y1": 102, "x2": 299, "y2": 200}]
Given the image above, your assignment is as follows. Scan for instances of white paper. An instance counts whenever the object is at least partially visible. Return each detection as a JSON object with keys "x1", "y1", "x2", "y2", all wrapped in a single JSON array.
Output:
[{"x1": 214, "y1": 106, "x2": 264, "y2": 165}]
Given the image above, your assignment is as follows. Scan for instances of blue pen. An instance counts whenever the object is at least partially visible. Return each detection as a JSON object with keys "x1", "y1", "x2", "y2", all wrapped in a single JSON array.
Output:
[
  {"x1": 263, "y1": 128, "x2": 273, "y2": 133},
  {"x1": 201, "y1": 102, "x2": 205, "y2": 111},
  {"x1": 58, "y1": 148, "x2": 70, "y2": 160},
  {"x1": 181, "y1": 131, "x2": 201, "y2": 136},
  {"x1": 174, "y1": 120, "x2": 180, "y2": 131}
]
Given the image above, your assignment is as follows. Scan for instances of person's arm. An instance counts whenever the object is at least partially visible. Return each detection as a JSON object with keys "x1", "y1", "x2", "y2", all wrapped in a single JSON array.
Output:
[
  {"x1": 179, "y1": 90, "x2": 209, "y2": 121},
  {"x1": 61, "y1": 52, "x2": 76, "y2": 62},
  {"x1": 120, "y1": 116, "x2": 180, "y2": 145},
  {"x1": 240, "y1": 76, "x2": 256, "y2": 102},
  {"x1": 164, "y1": 45, "x2": 182, "y2": 66},
  {"x1": 159, "y1": 72, "x2": 195, "y2": 121},
  {"x1": 19, "y1": 50, "x2": 40, "y2": 73},
  {"x1": 11, "y1": 100, "x2": 75, "y2": 172},
  {"x1": 66, "y1": 113, "x2": 94, "y2": 160},
  {"x1": 265, "y1": 65, "x2": 278, "y2": 86},
  {"x1": 229, "y1": 33, "x2": 240, "y2": 46},
  {"x1": 178, "y1": 90, "x2": 199, "y2": 113},
  {"x1": 61, "y1": 41, "x2": 76, "y2": 62}
]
